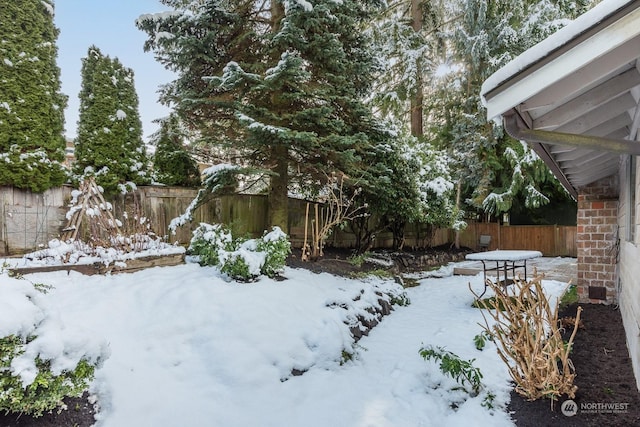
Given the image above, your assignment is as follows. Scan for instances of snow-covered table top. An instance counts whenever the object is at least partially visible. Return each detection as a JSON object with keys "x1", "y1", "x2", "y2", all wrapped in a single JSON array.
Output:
[{"x1": 466, "y1": 250, "x2": 542, "y2": 262}]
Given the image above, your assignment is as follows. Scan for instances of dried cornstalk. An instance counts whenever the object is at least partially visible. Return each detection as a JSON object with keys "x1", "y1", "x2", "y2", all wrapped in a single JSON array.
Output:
[{"x1": 471, "y1": 276, "x2": 582, "y2": 410}]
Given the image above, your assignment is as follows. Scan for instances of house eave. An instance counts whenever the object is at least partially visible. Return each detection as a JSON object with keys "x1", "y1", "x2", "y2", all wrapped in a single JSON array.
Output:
[{"x1": 482, "y1": 0, "x2": 640, "y2": 121}]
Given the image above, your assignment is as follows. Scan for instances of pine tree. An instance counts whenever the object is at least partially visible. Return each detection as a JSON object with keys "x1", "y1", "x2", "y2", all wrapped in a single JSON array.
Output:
[
  {"x1": 423, "y1": 0, "x2": 587, "y2": 218},
  {"x1": 137, "y1": 0, "x2": 390, "y2": 232},
  {"x1": 151, "y1": 115, "x2": 201, "y2": 187},
  {"x1": 74, "y1": 46, "x2": 149, "y2": 194},
  {"x1": 365, "y1": 1, "x2": 466, "y2": 245},
  {"x1": 371, "y1": 0, "x2": 446, "y2": 137},
  {"x1": 0, "y1": 0, "x2": 68, "y2": 192}
]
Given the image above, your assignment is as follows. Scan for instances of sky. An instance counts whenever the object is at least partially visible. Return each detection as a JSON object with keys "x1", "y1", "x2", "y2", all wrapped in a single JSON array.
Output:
[{"x1": 54, "y1": 0, "x2": 175, "y2": 142}]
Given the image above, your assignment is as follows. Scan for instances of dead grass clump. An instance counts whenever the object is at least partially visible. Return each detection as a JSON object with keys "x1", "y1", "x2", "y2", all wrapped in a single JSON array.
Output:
[{"x1": 471, "y1": 276, "x2": 582, "y2": 409}]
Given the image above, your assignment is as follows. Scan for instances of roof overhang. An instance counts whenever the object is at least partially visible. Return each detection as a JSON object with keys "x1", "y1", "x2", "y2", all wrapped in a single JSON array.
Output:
[{"x1": 481, "y1": 0, "x2": 640, "y2": 198}]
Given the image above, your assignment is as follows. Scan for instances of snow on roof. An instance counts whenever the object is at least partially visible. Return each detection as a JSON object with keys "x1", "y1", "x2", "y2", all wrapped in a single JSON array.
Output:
[{"x1": 480, "y1": 0, "x2": 633, "y2": 102}]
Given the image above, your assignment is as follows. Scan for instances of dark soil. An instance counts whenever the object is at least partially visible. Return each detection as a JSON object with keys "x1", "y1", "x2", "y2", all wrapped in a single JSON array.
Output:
[
  {"x1": 2, "y1": 247, "x2": 638, "y2": 427},
  {"x1": 0, "y1": 393, "x2": 95, "y2": 427},
  {"x1": 508, "y1": 303, "x2": 640, "y2": 427}
]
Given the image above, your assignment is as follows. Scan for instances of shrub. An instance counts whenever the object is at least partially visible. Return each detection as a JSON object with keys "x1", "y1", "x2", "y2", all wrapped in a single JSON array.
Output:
[
  {"x1": 419, "y1": 345, "x2": 483, "y2": 395},
  {"x1": 219, "y1": 242, "x2": 262, "y2": 282},
  {"x1": 0, "y1": 336, "x2": 96, "y2": 417},
  {"x1": 0, "y1": 275, "x2": 107, "y2": 417},
  {"x1": 189, "y1": 224, "x2": 290, "y2": 281},
  {"x1": 256, "y1": 227, "x2": 291, "y2": 278},
  {"x1": 188, "y1": 223, "x2": 235, "y2": 267},
  {"x1": 471, "y1": 277, "x2": 581, "y2": 409},
  {"x1": 419, "y1": 345, "x2": 497, "y2": 410},
  {"x1": 559, "y1": 284, "x2": 578, "y2": 309}
]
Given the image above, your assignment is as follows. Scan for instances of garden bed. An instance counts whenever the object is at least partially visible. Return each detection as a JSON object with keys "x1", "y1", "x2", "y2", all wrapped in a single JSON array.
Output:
[
  {"x1": 1, "y1": 248, "x2": 637, "y2": 426},
  {"x1": 9, "y1": 253, "x2": 185, "y2": 276}
]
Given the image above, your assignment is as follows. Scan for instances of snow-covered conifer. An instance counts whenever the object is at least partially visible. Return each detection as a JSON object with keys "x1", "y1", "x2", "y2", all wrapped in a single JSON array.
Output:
[
  {"x1": 74, "y1": 46, "x2": 149, "y2": 194},
  {"x1": 0, "y1": 0, "x2": 68, "y2": 192},
  {"x1": 151, "y1": 115, "x2": 200, "y2": 187},
  {"x1": 423, "y1": 0, "x2": 585, "y2": 218},
  {"x1": 137, "y1": 0, "x2": 391, "y2": 232}
]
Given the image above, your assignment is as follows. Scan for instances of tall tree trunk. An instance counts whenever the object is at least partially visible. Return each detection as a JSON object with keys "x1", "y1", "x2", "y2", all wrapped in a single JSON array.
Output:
[
  {"x1": 268, "y1": 1, "x2": 288, "y2": 232},
  {"x1": 269, "y1": 145, "x2": 289, "y2": 232},
  {"x1": 410, "y1": 0, "x2": 424, "y2": 138},
  {"x1": 454, "y1": 180, "x2": 461, "y2": 249}
]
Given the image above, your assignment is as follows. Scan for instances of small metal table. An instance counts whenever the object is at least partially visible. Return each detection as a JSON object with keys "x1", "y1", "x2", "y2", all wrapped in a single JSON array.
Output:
[{"x1": 466, "y1": 250, "x2": 542, "y2": 298}]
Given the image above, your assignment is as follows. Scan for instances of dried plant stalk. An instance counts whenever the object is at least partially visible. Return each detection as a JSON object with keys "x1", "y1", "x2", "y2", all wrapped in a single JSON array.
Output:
[
  {"x1": 61, "y1": 177, "x2": 121, "y2": 247},
  {"x1": 61, "y1": 178, "x2": 158, "y2": 256},
  {"x1": 471, "y1": 276, "x2": 582, "y2": 409},
  {"x1": 301, "y1": 173, "x2": 367, "y2": 260}
]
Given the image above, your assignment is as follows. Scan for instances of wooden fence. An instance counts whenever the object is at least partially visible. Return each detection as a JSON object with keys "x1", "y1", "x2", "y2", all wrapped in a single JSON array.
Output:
[
  {"x1": 457, "y1": 222, "x2": 577, "y2": 257},
  {"x1": 0, "y1": 185, "x2": 575, "y2": 257}
]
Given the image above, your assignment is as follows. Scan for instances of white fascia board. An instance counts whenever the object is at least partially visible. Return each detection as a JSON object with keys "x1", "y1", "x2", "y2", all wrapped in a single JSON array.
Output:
[{"x1": 483, "y1": 0, "x2": 640, "y2": 121}]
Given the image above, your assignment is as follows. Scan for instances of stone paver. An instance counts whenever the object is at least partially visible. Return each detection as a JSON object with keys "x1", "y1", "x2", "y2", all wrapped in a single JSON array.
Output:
[{"x1": 454, "y1": 256, "x2": 577, "y2": 284}]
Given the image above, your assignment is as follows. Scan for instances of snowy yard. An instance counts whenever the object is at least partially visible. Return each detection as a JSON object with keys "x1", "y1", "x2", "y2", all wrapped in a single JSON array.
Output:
[{"x1": 0, "y1": 260, "x2": 568, "y2": 427}]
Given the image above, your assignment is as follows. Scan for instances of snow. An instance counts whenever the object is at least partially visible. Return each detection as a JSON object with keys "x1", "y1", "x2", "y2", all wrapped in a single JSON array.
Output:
[
  {"x1": 466, "y1": 250, "x2": 542, "y2": 262},
  {"x1": 285, "y1": 0, "x2": 314, "y2": 12},
  {"x1": 481, "y1": 0, "x2": 633, "y2": 99},
  {"x1": 0, "y1": 255, "x2": 570, "y2": 426},
  {"x1": 40, "y1": 0, "x2": 54, "y2": 16},
  {"x1": 11, "y1": 238, "x2": 185, "y2": 267},
  {"x1": 201, "y1": 163, "x2": 238, "y2": 181}
]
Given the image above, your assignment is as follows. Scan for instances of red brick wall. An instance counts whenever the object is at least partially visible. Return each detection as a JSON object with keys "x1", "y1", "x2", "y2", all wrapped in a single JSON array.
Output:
[{"x1": 576, "y1": 176, "x2": 619, "y2": 304}]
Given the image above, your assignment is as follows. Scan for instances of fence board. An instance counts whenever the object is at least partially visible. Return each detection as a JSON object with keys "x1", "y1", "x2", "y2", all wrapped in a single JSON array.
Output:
[
  {"x1": 458, "y1": 222, "x2": 577, "y2": 257},
  {"x1": 0, "y1": 185, "x2": 577, "y2": 256}
]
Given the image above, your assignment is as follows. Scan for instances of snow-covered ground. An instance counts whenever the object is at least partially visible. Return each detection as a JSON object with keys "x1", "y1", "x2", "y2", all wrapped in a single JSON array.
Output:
[{"x1": 0, "y1": 259, "x2": 568, "y2": 427}]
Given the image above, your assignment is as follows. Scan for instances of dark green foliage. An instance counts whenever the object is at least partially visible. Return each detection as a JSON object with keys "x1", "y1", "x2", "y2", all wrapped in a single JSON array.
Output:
[
  {"x1": 152, "y1": 116, "x2": 201, "y2": 187},
  {"x1": 0, "y1": 0, "x2": 68, "y2": 191},
  {"x1": 137, "y1": 0, "x2": 392, "y2": 230},
  {"x1": 421, "y1": 0, "x2": 587, "y2": 218},
  {"x1": 219, "y1": 251, "x2": 254, "y2": 282},
  {"x1": 74, "y1": 46, "x2": 149, "y2": 194},
  {"x1": 257, "y1": 229, "x2": 292, "y2": 278},
  {"x1": 187, "y1": 223, "x2": 234, "y2": 267},
  {"x1": 419, "y1": 345, "x2": 483, "y2": 395},
  {"x1": 559, "y1": 285, "x2": 578, "y2": 309},
  {"x1": 188, "y1": 223, "x2": 290, "y2": 281},
  {"x1": 347, "y1": 138, "x2": 423, "y2": 250},
  {"x1": 473, "y1": 331, "x2": 494, "y2": 351},
  {"x1": 0, "y1": 335, "x2": 95, "y2": 417}
]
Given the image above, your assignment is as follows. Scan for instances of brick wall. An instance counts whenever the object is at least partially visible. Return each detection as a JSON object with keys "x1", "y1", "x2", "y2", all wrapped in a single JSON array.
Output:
[{"x1": 576, "y1": 175, "x2": 619, "y2": 304}]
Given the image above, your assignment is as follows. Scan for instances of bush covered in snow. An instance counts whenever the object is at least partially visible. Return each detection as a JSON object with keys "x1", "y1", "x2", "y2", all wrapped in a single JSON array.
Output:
[
  {"x1": 257, "y1": 229, "x2": 292, "y2": 278},
  {"x1": 0, "y1": 276, "x2": 108, "y2": 417},
  {"x1": 0, "y1": 335, "x2": 96, "y2": 417},
  {"x1": 188, "y1": 224, "x2": 290, "y2": 281}
]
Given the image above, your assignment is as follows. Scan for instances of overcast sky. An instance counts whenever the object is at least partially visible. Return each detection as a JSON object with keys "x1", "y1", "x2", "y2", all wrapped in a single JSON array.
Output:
[{"x1": 54, "y1": 0, "x2": 174, "y2": 141}]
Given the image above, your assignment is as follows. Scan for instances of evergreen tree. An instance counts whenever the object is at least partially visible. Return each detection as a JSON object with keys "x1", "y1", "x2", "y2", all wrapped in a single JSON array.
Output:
[
  {"x1": 423, "y1": 0, "x2": 588, "y2": 218},
  {"x1": 74, "y1": 46, "x2": 149, "y2": 194},
  {"x1": 371, "y1": 0, "x2": 446, "y2": 137},
  {"x1": 137, "y1": 0, "x2": 390, "y2": 232},
  {"x1": 0, "y1": 0, "x2": 67, "y2": 192},
  {"x1": 151, "y1": 115, "x2": 201, "y2": 187}
]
